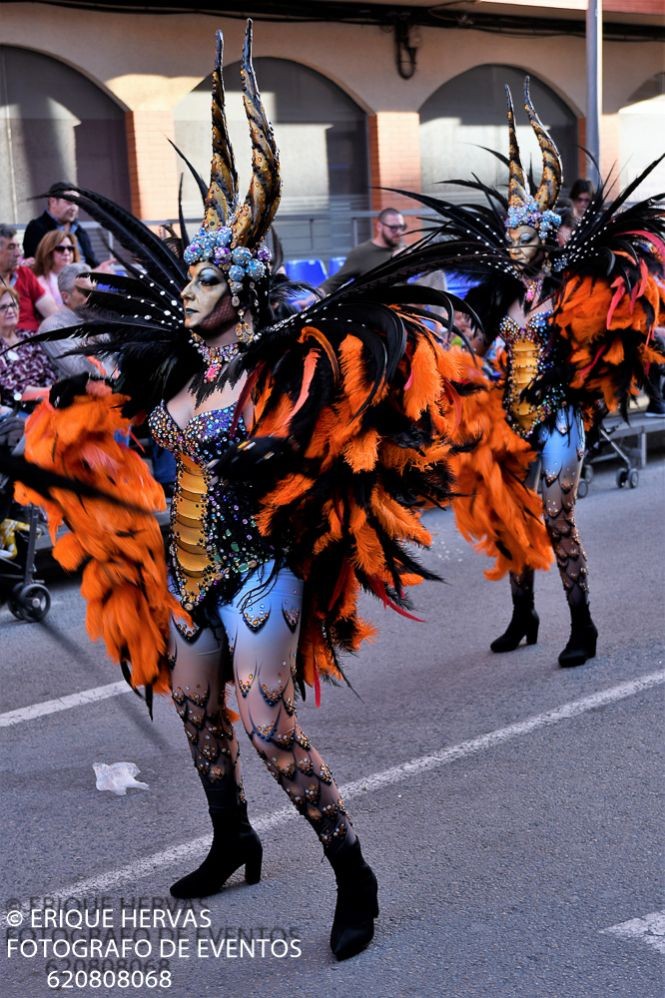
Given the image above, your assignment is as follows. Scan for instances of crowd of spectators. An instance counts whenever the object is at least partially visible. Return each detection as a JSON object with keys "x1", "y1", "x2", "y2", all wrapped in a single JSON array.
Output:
[
  {"x1": 0, "y1": 174, "x2": 662, "y2": 489},
  {"x1": 0, "y1": 181, "x2": 117, "y2": 419}
]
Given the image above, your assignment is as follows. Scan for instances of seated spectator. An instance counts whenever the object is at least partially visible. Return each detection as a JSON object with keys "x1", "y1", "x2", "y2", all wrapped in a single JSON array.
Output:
[
  {"x1": 569, "y1": 178, "x2": 595, "y2": 222},
  {"x1": 23, "y1": 182, "x2": 100, "y2": 268},
  {"x1": 0, "y1": 287, "x2": 56, "y2": 415},
  {"x1": 557, "y1": 208, "x2": 576, "y2": 247},
  {"x1": 0, "y1": 224, "x2": 57, "y2": 333},
  {"x1": 32, "y1": 230, "x2": 80, "y2": 305},
  {"x1": 36, "y1": 263, "x2": 103, "y2": 378}
]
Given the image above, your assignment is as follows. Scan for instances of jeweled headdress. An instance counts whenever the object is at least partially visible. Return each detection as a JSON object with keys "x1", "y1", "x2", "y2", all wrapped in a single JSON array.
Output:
[
  {"x1": 504, "y1": 78, "x2": 562, "y2": 240},
  {"x1": 184, "y1": 21, "x2": 280, "y2": 330}
]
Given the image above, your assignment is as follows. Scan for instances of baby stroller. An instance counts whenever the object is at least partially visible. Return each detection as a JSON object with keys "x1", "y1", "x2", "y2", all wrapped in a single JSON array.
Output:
[
  {"x1": 0, "y1": 414, "x2": 51, "y2": 622},
  {"x1": 577, "y1": 420, "x2": 639, "y2": 499}
]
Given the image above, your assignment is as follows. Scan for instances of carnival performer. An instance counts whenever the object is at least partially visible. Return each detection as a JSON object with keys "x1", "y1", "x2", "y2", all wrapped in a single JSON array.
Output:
[
  {"x1": 16, "y1": 24, "x2": 547, "y2": 962},
  {"x1": 408, "y1": 80, "x2": 664, "y2": 668}
]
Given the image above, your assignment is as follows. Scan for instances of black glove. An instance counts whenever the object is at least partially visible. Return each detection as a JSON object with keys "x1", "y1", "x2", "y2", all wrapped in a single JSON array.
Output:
[
  {"x1": 211, "y1": 436, "x2": 294, "y2": 483},
  {"x1": 49, "y1": 373, "x2": 105, "y2": 409}
]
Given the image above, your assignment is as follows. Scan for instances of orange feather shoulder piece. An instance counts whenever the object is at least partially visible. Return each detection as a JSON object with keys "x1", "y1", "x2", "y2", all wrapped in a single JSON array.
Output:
[
  {"x1": 236, "y1": 310, "x2": 481, "y2": 700},
  {"x1": 555, "y1": 260, "x2": 665, "y2": 423},
  {"x1": 14, "y1": 391, "x2": 187, "y2": 697}
]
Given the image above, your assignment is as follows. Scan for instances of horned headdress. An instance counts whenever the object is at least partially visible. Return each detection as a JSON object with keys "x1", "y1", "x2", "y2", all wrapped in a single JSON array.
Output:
[
  {"x1": 504, "y1": 78, "x2": 562, "y2": 240},
  {"x1": 184, "y1": 21, "x2": 280, "y2": 306}
]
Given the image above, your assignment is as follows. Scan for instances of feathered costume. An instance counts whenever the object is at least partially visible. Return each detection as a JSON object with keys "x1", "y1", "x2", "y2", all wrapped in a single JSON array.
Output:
[
  {"x1": 13, "y1": 25, "x2": 532, "y2": 907},
  {"x1": 390, "y1": 79, "x2": 664, "y2": 665},
  {"x1": 17, "y1": 36, "x2": 554, "y2": 702},
  {"x1": 7, "y1": 31, "x2": 550, "y2": 956}
]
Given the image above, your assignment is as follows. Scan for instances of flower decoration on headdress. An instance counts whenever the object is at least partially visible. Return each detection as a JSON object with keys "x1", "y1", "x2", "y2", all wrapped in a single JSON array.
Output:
[
  {"x1": 184, "y1": 21, "x2": 280, "y2": 338},
  {"x1": 505, "y1": 79, "x2": 563, "y2": 241}
]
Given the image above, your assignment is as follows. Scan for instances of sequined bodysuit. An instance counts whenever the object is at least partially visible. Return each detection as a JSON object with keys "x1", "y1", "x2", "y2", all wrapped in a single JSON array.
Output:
[
  {"x1": 497, "y1": 307, "x2": 589, "y2": 616},
  {"x1": 148, "y1": 399, "x2": 351, "y2": 847},
  {"x1": 148, "y1": 403, "x2": 271, "y2": 616},
  {"x1": 499, "y1": 309, "x2": 565, "y2": 439}
]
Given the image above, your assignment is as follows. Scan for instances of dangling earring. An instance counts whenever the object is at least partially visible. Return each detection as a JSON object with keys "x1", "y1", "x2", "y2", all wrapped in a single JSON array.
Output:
[{"x1": 235, "y1": 307, "x2": 254, "y2": 345}]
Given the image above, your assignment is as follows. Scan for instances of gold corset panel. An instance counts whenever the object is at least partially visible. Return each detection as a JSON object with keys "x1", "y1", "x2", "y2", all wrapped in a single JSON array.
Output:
[
  {"x1": 499, "y1": 310, "x2": 553, "y2": 437},
  {"x1": 147, "y1": 402, "x2": 270, "y2": 614},
  {"x1": 173, "y1": 454, "x2": 212, "y2": 610}
]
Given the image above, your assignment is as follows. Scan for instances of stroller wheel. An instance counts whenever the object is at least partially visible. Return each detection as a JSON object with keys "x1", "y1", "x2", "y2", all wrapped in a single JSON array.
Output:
[
  {"x1": 9, "y1": 583, "x2": 51, "y2": 622},
  {"x1": 616, "y1": 468, "x2": 628, "y2": 488},
  {"x1": 577, "y1": 479, "x2": 589, "y2": 499},
  {"x1": 628, "y1": 469, "x2": 639, "y2": 489}
]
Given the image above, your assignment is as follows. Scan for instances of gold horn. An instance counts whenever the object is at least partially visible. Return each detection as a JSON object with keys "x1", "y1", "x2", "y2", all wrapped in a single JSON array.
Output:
[
  {"x1": 230, "y1": 19, "x2": 281, "y2": 248},
  {"x1": 505, "y1": 84, "x2": 529, "y2": 212},
  {"x1": 203, "y1": 30, "x2": 239, "y2": 232},
  {"x1": 523, "y1": 77, "x2": 562, "y2": 212}
]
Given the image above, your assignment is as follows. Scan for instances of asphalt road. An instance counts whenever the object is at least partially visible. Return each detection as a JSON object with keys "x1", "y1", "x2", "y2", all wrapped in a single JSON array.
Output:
[{"x1": 1, "y1": 459, "x2": 663, "y2": 998}]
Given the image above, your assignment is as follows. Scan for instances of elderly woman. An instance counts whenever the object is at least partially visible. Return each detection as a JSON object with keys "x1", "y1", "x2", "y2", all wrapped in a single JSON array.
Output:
[
  {"x1": 32, "y1": 230, "x2": 80, "y2": 305},
  {"x1": 0, "y1": 286, "x2": 56, "y2": 415}
]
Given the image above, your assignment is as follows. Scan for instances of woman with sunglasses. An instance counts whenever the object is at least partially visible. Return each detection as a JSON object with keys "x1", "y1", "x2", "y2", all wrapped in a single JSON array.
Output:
[{"x1": 32, "y1": 230, "x2": 80, "y2": 305}]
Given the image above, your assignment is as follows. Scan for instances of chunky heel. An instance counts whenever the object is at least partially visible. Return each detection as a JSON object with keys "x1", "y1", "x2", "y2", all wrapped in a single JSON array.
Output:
[
  {"x1": 170, "y1": 804, "x2": 263, "y2": 899},
  {"x1": 244, "y1": 842, "x2": 263, "y2": 885},
  {"x1": 526, "y1": 620, "x2": 539, "y2": 645},
  {"x1": 326, "y1": 838, "x2": 379, "y2": 961},
  {"x1": 558, "y1": 611, "x2": 598, "y2": 668},
  {"x1": 491, "y1": 605, "x2": 539, "y2": 653}
]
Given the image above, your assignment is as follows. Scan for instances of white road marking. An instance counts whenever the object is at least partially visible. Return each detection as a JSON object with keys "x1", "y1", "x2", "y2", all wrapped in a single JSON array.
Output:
[
  {"x1": 0, "y1": 682, "x2": 129, "y2": 727},
  {"x1": 602, "y1": 910, "x2": 665, "y2": 954},
  {"x1": 8, "y1": 668, "x2": 663, "y2": 906},
  {"x1": 340, "y1": 669, "x2": 665, "y2": 798}
]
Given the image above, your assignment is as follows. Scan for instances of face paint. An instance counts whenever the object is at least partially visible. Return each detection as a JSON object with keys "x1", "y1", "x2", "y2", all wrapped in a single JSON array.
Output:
[
  {"x1": 181, "y1": 261, "x2": 237, "y2": 334},
  {"x1": 506, "y1": 225, "x2": 544, "y2": 270}
]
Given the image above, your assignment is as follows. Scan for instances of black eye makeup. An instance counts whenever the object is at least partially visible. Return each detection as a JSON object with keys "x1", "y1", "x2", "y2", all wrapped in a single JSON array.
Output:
[{"x1": 198, "y1": 268, "x2": 223, "y2": 286}]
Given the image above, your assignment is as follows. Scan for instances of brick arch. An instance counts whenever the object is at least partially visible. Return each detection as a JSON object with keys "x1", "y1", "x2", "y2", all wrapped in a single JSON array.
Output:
[
  {"x1": 617, "y1": 72, "x2": 665, "y2": 198},
  {"x1": 419, "y1": 65, "x2": 579, "y2": 201},
  {"x1": 173, "y1": 57, "x2": 370, "y2": 229},
  {"x1": 0, "y1": 44, "x2": 130, "y2": 224}
]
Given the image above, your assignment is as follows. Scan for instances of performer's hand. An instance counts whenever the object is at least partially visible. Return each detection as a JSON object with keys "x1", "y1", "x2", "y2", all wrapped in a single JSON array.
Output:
[
  {"x1": 49, "y1": 374, "x2": 108, "y2": 409},
  {"x1": 208, "y1": 436, "x2": 292, "y2": 483}
]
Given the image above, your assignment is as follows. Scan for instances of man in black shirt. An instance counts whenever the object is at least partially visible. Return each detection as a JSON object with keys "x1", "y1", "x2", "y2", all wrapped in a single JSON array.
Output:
[{"x1": 23, "y1": 182, "x2": 100, "y2": 268}]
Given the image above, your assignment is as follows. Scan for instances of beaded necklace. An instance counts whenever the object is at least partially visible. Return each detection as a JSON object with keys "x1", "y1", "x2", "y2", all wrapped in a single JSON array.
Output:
[
  {"x1": 523, "y1": 274, "x2": 544, "y2": 306},
  {"x1": 188, "y1": 332, "x2": 240, "y2": 383}
]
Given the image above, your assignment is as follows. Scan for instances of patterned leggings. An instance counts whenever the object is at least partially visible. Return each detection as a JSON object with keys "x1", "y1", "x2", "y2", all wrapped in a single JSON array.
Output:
[
  {"x1": 170, "y1": 562, "x2": 353, "y2": 848},
  {"x1": 510, "y1": 405, "x2": 589, "y2": 608}
]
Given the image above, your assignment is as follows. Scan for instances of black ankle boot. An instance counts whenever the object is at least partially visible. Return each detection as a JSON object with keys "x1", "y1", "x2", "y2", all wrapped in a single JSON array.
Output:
[
  {"x1": 558, "y1": 605, "x2": 598, "y2": 668},
  {"x1": 490, "y1": 596, "x2": 539, "y2": 653},
  {"x1": 170, "y1": 802, "x2": 262, "y2": 899},
  {"x1": 326, "y1": 837, "x2": 379, "y2": 961}
]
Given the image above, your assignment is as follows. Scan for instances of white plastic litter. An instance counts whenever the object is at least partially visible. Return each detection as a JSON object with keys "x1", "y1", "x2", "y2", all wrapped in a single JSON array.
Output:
[{"x1": 93, "y1": 762, "x2": 149, "y2": 796}]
